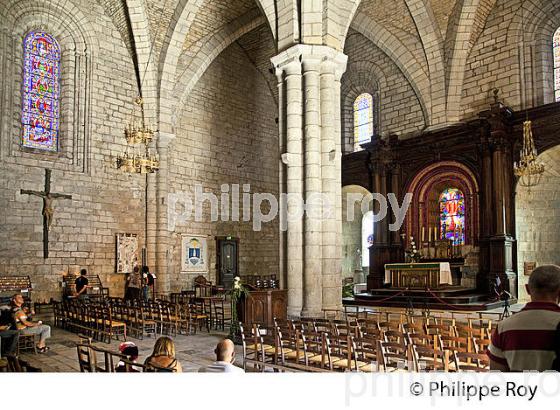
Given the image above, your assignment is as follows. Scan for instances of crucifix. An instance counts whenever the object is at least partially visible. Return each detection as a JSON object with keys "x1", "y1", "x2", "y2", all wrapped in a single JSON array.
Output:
[{"x1": 20, "y1": 169, "x2": 73, "y2": 259}]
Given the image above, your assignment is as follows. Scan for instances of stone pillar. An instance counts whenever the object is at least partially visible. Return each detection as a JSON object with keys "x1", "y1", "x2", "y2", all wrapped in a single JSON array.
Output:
[
  {"x1": 301, "y1": 56, "x2": 323, "y2": 317},
  {"x1": 155, "y1": 132, "x2": 175, "y2": 294},
  {"x1": 272, "y1": 45, "x2": 348, "y2": 317},
  {"x1": 272, "y1": 55, "x2": 304, "y2": 317},
  {"x1": 318, "y1": 52, "x2": 347, "y2": 312},
  {"x1": 276, "y1": 70, "x2": 287, "y2": 292}
]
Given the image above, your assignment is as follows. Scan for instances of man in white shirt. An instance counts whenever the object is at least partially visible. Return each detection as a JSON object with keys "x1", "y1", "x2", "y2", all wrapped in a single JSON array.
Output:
[{"x1": 199, "y1": 338, "x2": 244, "y2": 373}]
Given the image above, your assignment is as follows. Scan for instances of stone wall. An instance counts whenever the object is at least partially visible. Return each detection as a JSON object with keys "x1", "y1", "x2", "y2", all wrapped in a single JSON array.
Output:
[
  {"x1": 0, "y1": 0, "x2": 141, "y2": 302},
  {"x1": 515, "y1": 145, "x2": 560, "y2": 302},
  {"x1": 341, "y1": 30, "x2": 426, "y2": 152},
  {"x1": 165, "y1": 29, "x2": 279, "y2": 292}
]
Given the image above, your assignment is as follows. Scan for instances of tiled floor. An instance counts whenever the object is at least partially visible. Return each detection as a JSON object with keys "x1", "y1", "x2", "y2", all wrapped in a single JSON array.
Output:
[{"x1": 19, "y1": 316, "x2": 242, "y2": 372}]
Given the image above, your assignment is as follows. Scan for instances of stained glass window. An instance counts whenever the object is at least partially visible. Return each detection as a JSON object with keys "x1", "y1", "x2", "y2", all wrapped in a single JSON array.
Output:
[
  {"x1": 22, "y1": 31, "x2": 61, "y2": 151},
  {"x1": 354, "y1": 93, "x2": 374, "y2": 150},
  {"x1": 554, "y1": 28, "x2": 560, "y2": 102},
  {"x1": 439, "y1": 188, "x2": 465, "y2": 245}
]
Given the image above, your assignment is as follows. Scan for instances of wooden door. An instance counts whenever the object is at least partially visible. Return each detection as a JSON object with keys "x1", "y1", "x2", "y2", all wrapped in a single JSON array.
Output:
[{"x1": 216, "y1": 237, "x2": 238, "y2": 289}]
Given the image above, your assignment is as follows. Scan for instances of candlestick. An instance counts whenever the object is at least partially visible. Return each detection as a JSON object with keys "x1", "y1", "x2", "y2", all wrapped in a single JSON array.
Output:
[
  {"x1": 421, "y1": 226, "x2": 425, "y2": 242},
  {"x1": 428, "y1": 227, "x2": 432, "y2": 243}
]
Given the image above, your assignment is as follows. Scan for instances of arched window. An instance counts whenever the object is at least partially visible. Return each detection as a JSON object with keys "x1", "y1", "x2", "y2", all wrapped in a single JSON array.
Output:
[
  {"x1": 554, "y1": 27, "x2": 560, "y2": 102},
  {"x1": 353, "y1": 93, "x2": 374, "y2": 150},
  {"x1": 22, "y1": 31, "x2": 61, "y2": 152},
  {"x1": 439, "y1": 188, "x2": 465, "y2": 245}
]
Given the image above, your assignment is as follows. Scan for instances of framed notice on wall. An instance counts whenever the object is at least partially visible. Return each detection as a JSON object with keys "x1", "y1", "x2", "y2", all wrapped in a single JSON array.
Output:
[
  {"x1": 116, "y1": 233, "x2": 138, "y2": 273},
  {"x1": 181, "y1": 235, "x2": 208, "y2": 272}
]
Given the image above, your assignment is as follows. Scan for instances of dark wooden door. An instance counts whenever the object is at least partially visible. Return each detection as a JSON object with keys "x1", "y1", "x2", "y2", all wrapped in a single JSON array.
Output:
[{"x1": 216, "y1": 237, "x2": 238, "y2": 289}]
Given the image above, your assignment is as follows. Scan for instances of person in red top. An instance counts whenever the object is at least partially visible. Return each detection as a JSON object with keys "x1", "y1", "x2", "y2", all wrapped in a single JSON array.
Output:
[{"x1": 487, "y1": 264, "x2": 560, "y2": 371}]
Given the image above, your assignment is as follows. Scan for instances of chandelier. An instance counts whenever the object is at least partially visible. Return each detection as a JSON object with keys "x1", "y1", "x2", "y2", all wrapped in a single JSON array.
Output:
[
  {"x1": 513, "y1": 120, "x2": 544, "y2": 188},
  {"x1": 116, "y1": 97, "x2": 159, "y2": 174}
]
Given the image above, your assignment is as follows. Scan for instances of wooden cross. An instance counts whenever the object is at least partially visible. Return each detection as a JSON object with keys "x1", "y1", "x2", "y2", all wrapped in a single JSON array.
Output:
[{"x1": 20, "y1": 169, "x2": 73, "y2": 259}]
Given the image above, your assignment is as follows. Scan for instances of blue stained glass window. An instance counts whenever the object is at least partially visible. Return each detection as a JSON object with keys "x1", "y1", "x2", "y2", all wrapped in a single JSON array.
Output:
[
  {"x1": 22, "y1": 31, "x2": 61, "y2": 152},
  {"x1": 353, "y1": 93, "x2": 374, "y2": 151},
  {"x1": 439, "y1": 188, "x2": 465, "y2": 245}
]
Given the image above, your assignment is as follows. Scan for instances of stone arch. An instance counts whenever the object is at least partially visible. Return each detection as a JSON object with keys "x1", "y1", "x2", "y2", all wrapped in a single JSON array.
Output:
[
  {"x1": 350, "y1": 13, "x2": 432, "y2": 126},
  {"x1": 125, "y1": 0, "x2": 158, "y2": 123},
  {"x1": 341, "y1": 60, "x2": 386, "y2": 154},
  {"x1": 0, "y1": 0, "x2": 98, "y2": 173},
  {"x1": 158, "y1": 0, "x2": 276, "y2": 133},
  {"x1": 404, "y1": 0, "x2": 446, "y2": 125},
  {"x1": 506, "y1": 0, "x2": 560, "y2": 107},
  {"x1": 342, "y1": 184, "x2": 372, "y2": 282},
  {"x1": 170, "y1": 13, "x2": 267, "y2": 128},
  {"x1": 404, "y1": 161, "x2": 480, "y2": 248}
]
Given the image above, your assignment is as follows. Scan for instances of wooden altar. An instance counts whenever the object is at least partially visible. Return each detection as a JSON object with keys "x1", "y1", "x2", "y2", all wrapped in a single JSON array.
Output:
[
  {"x1": 240, "y1": 289, "x2": 287, "y2": 327},
  {"x1": 384, "y1": 263, "x2": 452, "y2": 289}
]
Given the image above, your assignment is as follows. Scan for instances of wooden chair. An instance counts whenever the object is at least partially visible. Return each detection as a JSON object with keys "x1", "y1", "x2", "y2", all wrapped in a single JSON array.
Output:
[
  {"x1": 212, "y1": 298, "x2": 230, "y2": 331},
  {"x1": 190, "y1": 299, "x2": 209, "y2": 332},
  {"x1": 275, "y1": 325, "x2": 306, "y2": 366},
  {"x1": 239, "y1": 322, "x2": 258, "y2": 371},
  {"x1": 17, "y1": 333, "x2": 36, "y2": 355},
  {"x1": 425, "y1": 323, "x2": 454, "y2": 337},
  {"x1": 377, "y1": 341, "x2": 413, "y2": 372},
  {"x1": 6, "y1": 355, "x2": 41, "y2": 372},
  {"x1": 160, "y1": 303, "x2": 178, "y2": 336},
  {"x1": 99, "y1": 306, "x2": 126, "y2": 343},
  {"x1": 331, "y1": 334, "x2": 364, "y2": 372},
  {"x1": 254, "y1": 325, "x2": 279, "y2": 370},
  {"x1": 354, "y1": 335, "x2": 379, "y2": 372},
  {"x1": 76, "y1": 344, "x2": 97, "y2": 372},
  {"x1": 411, "y1": 345, "x2": 450, "y2": 372},
  {"x1": 453, "y1": 352, "x2": 490, "y2": 372}
]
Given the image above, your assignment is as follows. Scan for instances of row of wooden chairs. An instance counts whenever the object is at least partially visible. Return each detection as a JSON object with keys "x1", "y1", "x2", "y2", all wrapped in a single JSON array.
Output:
[
  {"x1": 54, "y1": 296, "x2": 223, "y2": 342},
  {"x1": 76, "y1": 339, "x2": 179, "y2": 373},
  {"x1": 240, "y1": 317, "x2": 490, "y2": 373},
  {"x1": 53, "y1": 300, "x2": 127, "y2": 343}
]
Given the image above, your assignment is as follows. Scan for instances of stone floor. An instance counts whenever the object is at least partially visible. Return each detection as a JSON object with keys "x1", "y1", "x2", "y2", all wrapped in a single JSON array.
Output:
[{"x1": 19, "y1": 312, "x2": 243, "y2": 372}]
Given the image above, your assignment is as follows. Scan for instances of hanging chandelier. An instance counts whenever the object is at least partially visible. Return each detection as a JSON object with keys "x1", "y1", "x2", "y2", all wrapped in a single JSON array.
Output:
[
  {"x1": 116, "y1": 97, "x2": 159, "y2": 174},
  {"x1": 513, "y1": 120, "x2": 544, "y2": 188}
]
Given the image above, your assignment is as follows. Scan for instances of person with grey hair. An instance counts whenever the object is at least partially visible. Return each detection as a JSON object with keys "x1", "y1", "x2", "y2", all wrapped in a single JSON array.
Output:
[{"x1": 487, "y1": 264, "x2": 560, "y2": 371}]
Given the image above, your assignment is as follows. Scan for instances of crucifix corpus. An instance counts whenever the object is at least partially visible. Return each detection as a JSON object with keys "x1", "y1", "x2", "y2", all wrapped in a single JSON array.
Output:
[{"x1": 20, "y1": 169, "x2": 73, "y2": 259}]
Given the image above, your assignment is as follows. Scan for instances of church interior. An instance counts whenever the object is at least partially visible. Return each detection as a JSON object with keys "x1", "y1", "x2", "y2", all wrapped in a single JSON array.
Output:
[{"x1": 1, "y1": 0, "x2": 560, "y2": 374}]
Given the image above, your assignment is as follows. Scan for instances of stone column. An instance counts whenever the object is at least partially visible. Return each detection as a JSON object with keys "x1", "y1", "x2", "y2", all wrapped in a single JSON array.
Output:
[
  {"x1": 271, "y1": 55, "x2": 304, "y2": 317},
  {"x1": 155, "y1": 132, "x2": 175, "y2": 294},
  {"x1": 272, "y1": 45, "x2": 348, "y2": 317},
  {"x1": 301, "y1": 55, "x2": 323, "y2": 317},
  {"x1": 276, "y1": 70, "x2": 287, "y2": 292},
  {"x1": 316, "y1": 50, "x2": 348, "y2": 313}
]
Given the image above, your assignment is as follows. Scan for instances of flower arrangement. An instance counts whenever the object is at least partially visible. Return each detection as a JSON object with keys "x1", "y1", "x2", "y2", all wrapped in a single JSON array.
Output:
[
  {"x1": 229, "y1": 276, "x2": 249, "y2": 340},
  {"x1": 405, "y1": 236, "x2": 422, "y2": 263}
]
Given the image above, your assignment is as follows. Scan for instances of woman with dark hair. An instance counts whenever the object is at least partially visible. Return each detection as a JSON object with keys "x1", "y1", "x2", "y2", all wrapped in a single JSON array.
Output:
[{"x1": 142, "y1": 266, "x2": 155, "y2": 301}]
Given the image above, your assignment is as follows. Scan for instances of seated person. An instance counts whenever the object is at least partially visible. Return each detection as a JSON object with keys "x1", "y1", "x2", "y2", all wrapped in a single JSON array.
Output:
[
  {"x1": 144, "y1": 336, "x2": 182, "y2": 372},
  {"x1": 11, "y1": 294, "x2": 51, "y2": 353},
  {"x1": 0, "y1": 305, "x2": 19, "y2": 357},
  {"x1": 115, "y1": 341, "x2": 140, "y2": 372},
  {"x1": 198, "y1": 338, "x2": 244, "y2": 373}
]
